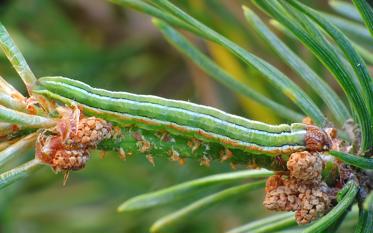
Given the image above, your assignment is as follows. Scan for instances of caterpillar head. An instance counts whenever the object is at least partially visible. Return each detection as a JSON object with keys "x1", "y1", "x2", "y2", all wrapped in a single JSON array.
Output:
[{"x1": 305, "y1": 126, "x2": 332, "y2": 152}]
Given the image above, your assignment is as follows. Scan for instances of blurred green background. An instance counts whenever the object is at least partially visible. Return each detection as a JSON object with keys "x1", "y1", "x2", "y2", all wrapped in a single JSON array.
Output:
[{"x1": 0, "y1": 0, "x2": 359, "y2": 232}]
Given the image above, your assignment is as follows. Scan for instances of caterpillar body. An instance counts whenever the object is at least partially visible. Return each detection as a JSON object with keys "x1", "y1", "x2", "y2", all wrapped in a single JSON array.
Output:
[{"x1": 33, "y1": 76, "x2": 331, "y2": 157}]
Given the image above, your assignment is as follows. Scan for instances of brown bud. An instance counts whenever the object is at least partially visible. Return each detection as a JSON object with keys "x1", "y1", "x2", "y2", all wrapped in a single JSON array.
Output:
[
  {"x1": 263, "y1": 175, "x2": 332, "y2": 225},
  {"x1": 287, "y1": 152, "x2": 323, "y2": 183},
  {"x1": 263, "y1": 185, "x2": 299, "y2": 211},
  {"x1": 264, "y1": 175, "x2": 300, "y2": 211},
  {"x1": 68, "y1": 117, "x2": 112, "y2": 148},
  {"x1": 51, "y1": 149, "x2": 89, "y2": 172},
  {"x1": 35, "y1": 115, "x2": 113, "y2": 173},
  {"x1": 295, "y1": 184, "x2": 331, "y2": 224}
]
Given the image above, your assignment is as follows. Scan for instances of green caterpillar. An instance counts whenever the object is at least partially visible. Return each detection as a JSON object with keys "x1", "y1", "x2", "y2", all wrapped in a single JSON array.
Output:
[{"x1": 33, "y1": 76, "x2": 331, "y2": 156}]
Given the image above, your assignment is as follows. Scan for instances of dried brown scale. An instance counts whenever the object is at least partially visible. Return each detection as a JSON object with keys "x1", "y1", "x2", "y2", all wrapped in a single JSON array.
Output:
[
  {"x1": 51, "y1": 149, "x2": 89, "y2": 172},
  {"x1": 187, "y1": 138, "x2": 201, "y2": 153},
  {"x1": 287, "y1": 151, "x2": 322, "y2": 183},
  {"x1": 146, "y1": 154, "x2": 155, "y2": 166},
  {"x1": 132, "y1": 131, "x2": 144, "y2": 141},
  {"x1": 168, "y1": 149, "x2": 180, "y2": 162},
  {"x1": 66, "y1": 117, "x2": 113, "y2": 148},
  {"x1": 137, "y1": 140, "x2": 152, "y2": 153},
  {"x1": 324, "y1": 128, "x2": 337, "y2": 140},
  {"x1": 219, "y1": 148, "x2": 233, "y2": 162},
  {"x1": 118, "y1": 148, "x2": 127, "y2": 160},
  {"x1": 200, "y1": 155, "x2": 211, "y2": 167},
  {"x1": 323, "y1": 127, "x2": 350, "y2": 154},
  {"x1": 158, "y1": 131, "x2": 173, "y2": 142}
]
